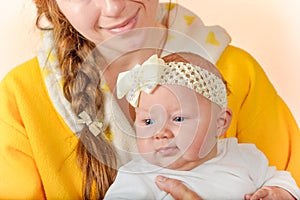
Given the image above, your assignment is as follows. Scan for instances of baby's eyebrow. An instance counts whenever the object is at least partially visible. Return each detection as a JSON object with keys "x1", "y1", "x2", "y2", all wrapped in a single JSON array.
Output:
[{"x1": 135, "y1": 107, "x2": 149, "y2": 114}]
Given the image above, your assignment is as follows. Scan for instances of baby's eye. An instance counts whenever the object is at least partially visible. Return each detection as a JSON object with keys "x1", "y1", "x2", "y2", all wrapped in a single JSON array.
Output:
[
  {"x1": 144, "y1": 119, "x2": 153, "y2": 125},
  {"x1": 173, "y1": 116, "x2": 185, "y2": 122}
]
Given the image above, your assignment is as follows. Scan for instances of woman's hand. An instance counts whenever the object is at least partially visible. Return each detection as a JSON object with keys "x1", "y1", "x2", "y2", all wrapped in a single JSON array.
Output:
[
  {"x1": 155, "y1": 175, "x2": 203, "y2": 200},
  {"x1": 244, "y1": 186, "x2": 296, "y2": 200}
]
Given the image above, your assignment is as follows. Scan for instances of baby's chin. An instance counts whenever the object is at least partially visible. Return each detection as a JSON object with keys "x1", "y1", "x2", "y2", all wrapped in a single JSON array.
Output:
[
  {"x1": 140, "y1": 154, "x2": 180, "y2": 169},
  {"x1": 153, "y1": 156, "x2": 204, "y2": 171},
  {"x1": 142, "y1": 155, "x2": 195, "y2": 171},
  {"x1": 162, "y1": 160, "x2": 195, "y2": 171}
]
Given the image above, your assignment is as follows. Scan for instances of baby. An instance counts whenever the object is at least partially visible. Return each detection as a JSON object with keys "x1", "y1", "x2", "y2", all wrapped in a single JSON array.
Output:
[{"x1": 104, "y1": 53, "x2": 300, "y2": 200}]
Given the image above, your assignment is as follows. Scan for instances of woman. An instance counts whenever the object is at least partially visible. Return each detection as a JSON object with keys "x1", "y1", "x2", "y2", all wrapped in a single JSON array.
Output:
[{"x1": 0, "y1": 0, "x2": 299, "y2": 199}]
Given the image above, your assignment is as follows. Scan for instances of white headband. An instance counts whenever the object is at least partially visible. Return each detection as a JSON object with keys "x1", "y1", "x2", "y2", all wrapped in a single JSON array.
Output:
[{"x1": 117, "y1": 54, "x2": 227, "y2": 108}]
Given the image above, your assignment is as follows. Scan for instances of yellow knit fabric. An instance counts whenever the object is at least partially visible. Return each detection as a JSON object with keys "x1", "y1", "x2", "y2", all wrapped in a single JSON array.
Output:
[
  {"x1": 217, "y1": 46, "x2": 300, "y2": 184},
  {"x1": 0, "y1": 46, "x2": 299, "y2": 199}
]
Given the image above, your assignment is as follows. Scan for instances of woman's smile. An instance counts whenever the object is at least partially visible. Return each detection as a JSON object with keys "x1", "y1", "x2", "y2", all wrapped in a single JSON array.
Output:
[{"x1": 103, "y1": 9, "x2": 139, "y2": 34}]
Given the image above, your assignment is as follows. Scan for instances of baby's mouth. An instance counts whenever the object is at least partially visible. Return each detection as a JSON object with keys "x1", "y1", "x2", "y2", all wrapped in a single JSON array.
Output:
[{"x1": 156, "y1": 146, "x2": 178, "y2": 156}]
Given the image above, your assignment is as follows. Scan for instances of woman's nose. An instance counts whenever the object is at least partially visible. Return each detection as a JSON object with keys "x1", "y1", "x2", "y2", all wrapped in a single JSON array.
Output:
[{"x1": 96, "y1": 0, "x2": 126, "y2": 17}]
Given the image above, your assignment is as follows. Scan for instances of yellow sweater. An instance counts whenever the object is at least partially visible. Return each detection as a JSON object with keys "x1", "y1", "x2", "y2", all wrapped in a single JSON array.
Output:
[
  {"x1": 0, "y1": 58, "x2": 82, "y2": 199},
  {"x1": 0, "y1": 45, "x2": 299, "y2": 199}
]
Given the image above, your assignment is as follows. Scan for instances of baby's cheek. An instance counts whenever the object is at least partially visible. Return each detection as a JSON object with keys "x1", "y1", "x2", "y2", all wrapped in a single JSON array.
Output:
[
  {"x1": 135, "y1": 125, "x2": 157, "y2": 138},
  {"x1": 136, "y1": 139, "x2": 157, "y2": 165},
  {"x1": 175, "y1": 123, "x2": 200, "y2": 150},
  {"x1": 136, "y1": 138, "x2": 153, "y2": 155}
]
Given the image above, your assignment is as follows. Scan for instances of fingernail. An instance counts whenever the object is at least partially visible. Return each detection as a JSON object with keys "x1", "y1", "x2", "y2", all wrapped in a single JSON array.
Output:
[{"x1": 156, "y1": 175, "x2": 167, "y2": 182}]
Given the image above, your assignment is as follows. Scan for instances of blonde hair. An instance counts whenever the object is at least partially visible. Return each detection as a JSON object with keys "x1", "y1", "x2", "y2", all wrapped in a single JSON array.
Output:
[
  {"x1": 34, "y1": 0, "x2": 173, "y2": 198},
  {"x1": 34, "y1": 1, "x2": 116, "y2": 199}
]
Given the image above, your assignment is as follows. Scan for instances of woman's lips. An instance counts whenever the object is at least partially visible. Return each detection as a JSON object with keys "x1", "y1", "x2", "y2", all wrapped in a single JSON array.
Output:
[{"x1": 103, "y1": 11, "x2": 138, "y2": 34}]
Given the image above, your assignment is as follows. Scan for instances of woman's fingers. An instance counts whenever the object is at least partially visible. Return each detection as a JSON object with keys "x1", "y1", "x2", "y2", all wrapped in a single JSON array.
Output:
[{"x1": 155, "y1": 175, "x2": 203, "y2": 200}]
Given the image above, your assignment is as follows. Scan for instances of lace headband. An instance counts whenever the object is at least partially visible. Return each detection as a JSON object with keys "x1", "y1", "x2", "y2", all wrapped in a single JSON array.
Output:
[{"x1": 117, "y1": 54, "x2": 227, "y2": 108}]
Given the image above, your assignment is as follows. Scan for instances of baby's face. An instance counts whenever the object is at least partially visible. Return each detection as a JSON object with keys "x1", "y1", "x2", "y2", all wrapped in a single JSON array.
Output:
[{"x1": 135, "y1": 85, "x2": 220, "y2": 170}]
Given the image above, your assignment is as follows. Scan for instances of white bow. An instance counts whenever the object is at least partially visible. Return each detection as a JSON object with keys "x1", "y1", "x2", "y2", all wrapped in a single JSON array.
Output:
[
  {"x1": 117, "y1": 54, "x2": 165, "y2": 107},
  {"x1": 77, "y1": 111, "x2": 103, "y2": 136}
]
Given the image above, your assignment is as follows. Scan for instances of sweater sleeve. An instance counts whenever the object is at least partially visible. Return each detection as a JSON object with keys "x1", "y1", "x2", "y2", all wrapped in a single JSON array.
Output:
[
  {"x1": 217, "y1": 45, "x2": 300, "y2": 185},
  {"x1": 0, "y1": 68, "x2": 45, "y2": 199}
]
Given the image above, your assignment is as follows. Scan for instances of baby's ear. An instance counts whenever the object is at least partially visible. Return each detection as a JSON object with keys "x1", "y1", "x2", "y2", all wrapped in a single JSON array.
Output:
[{"x1": 216, "y1": 108, "x2": 232, "y2": 137}]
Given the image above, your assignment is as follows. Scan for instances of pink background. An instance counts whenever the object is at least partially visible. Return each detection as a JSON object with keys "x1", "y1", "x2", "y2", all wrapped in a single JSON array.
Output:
[{"x1": 0, "y1": 0, "x2": 299, "y2": 126}]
